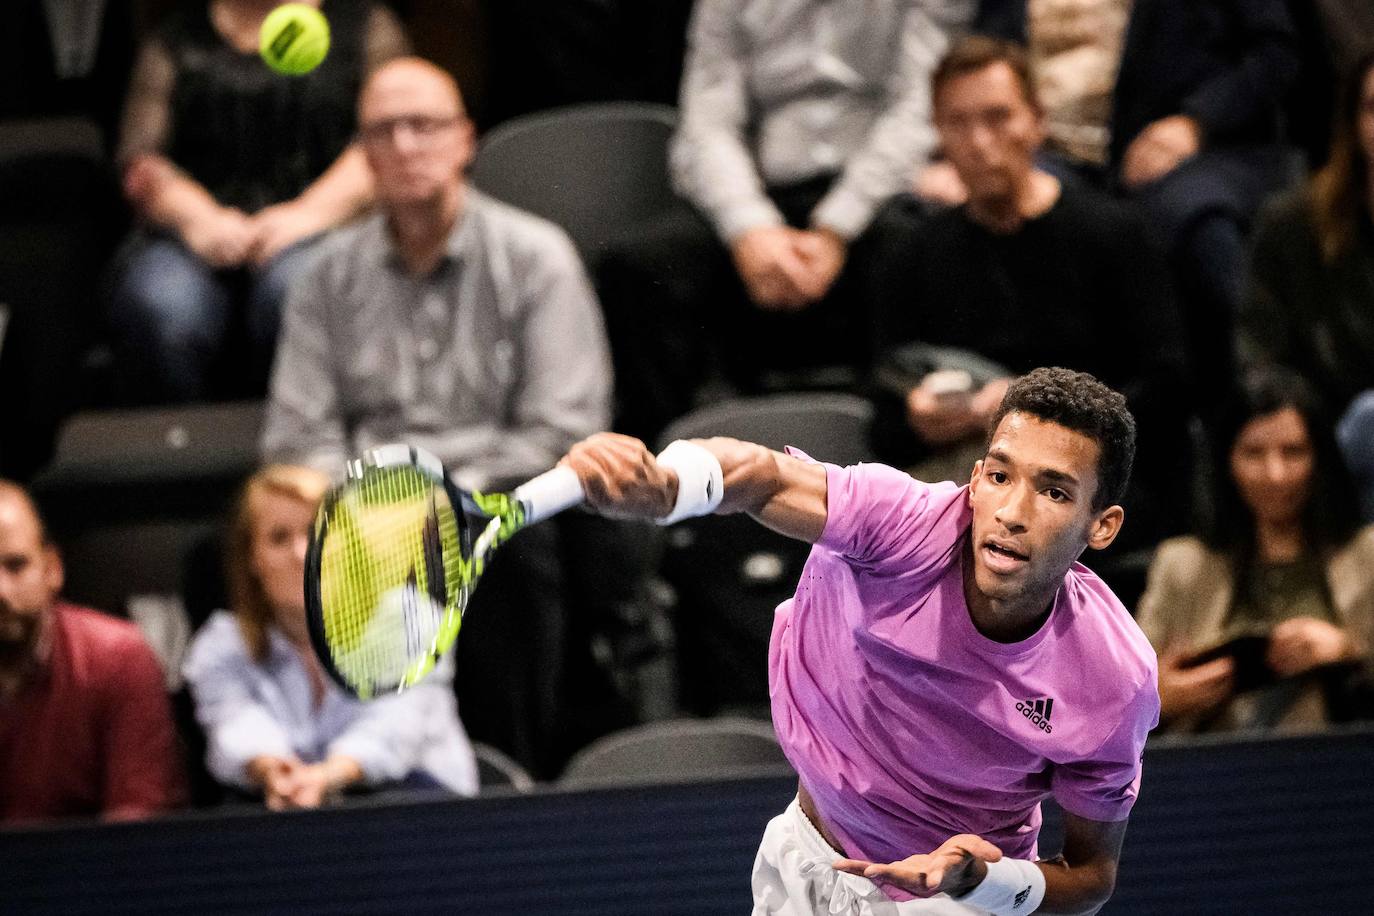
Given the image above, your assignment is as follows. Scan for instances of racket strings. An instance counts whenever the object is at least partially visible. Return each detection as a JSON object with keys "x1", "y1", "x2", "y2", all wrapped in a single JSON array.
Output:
[{"x1": 317, "y1": 465, "x2": 464, "y2": 695}]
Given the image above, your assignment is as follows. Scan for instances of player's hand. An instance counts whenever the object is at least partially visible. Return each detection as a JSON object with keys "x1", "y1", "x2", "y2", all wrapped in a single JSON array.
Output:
[
  {"x1": 731, "y1": 226, "x2": 819, "y2": 311},
  {"x1": 913, "y1": 160, "x2": 968, "y2": 206},
  {"x1": 834, "y1": 834, "x2": 1004, "y2": 898},
  {"x1": 793, "y1": 227, "x2": 847, "y2": 300},
  {"x1": 1157, "y1": 652, "x2": 1234, "y2": 719},
  {"x1": 561, "y1": 433, "x2": 677, "y2": 521},
  {"x1": 1267, "y1": 617, "x2": 1355, "y2": 678},
  {"x1": 1121, "y1": 115, "x2": 1201, "y2": 189},
  {"x1": 248, "y1": 201, "x2": 324, "y2": 267},
  {"x1": 181, "y1": 204, "x2": 255, "y2": 269}
]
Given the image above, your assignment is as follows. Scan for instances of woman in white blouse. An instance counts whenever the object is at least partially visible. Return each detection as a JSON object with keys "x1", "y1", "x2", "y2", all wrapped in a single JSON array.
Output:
[{"x1": 184, "y1": 464, "x2": 477, "y2": 808}]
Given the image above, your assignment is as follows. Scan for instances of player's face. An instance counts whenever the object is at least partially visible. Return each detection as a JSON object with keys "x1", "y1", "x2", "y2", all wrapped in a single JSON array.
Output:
[
  {"x1": 967, "y1": 412, "x2": 1121, "y2": 606},
  {"x1": 250, "y1": 490, "x2": 315, "y2": 624},
  {"x1": 1358, "y1": 66, "x2": 1374, "y2": 167},
  {"x1": 0, "y1": 496, "x2": 61, "y2": 663},
  {"x1": 1229, "y1": 406, "x2": 1314, "y2": 528},
  {"x1": 934, "y1": 62, "x2": 1044, "y2": 204},
  {"x1": 359, "y1": 68, "x2": 474, "y2": 208}
]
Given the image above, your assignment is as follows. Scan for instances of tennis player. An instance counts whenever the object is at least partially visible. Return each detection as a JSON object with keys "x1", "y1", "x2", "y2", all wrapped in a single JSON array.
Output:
[{"x1": 561, "y1": 367, "x2": 1159, "y2": 915}]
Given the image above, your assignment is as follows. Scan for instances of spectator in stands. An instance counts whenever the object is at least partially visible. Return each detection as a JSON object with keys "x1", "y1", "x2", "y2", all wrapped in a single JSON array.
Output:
[
  {"x1": 0, "y1": 481, "x2": 185, "y2": 823},
  {"x1": 109, "y1": 0, "x2": 410, "y2": 404},
  {"x1": 1238, "y1": 52, "x2": 1374, "y2": 516},
  {"x1": 183, "y1": 465, "x2": 478, "y2": 807},
  {"x1": 974, "y1": 0, "x2": 1303, "y2": 392},
  {"x1": 869, "y1": 36, "x2": 1190, "y2": 551},
  {"x1": 597, "y1": 0, "x2": 975, "y2": 443},
  {"x1": 1137, "y1": 368, "x2": 1374, "y2": 734},
  {"x1": 262, "y1": 58, "x2": 618, "y2": 777},
  {"x1": 972, "y1": 0, "x2": 1132, "y2": 185},
  {"x1": 1115, "y1": 0, "x2": 1301, "y2": 393}
]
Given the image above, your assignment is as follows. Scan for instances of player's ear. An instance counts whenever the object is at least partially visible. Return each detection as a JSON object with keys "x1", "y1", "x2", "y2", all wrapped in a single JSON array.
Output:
[
  {"x1": 1085, "y1": 504, "x2": 1124, "y2": 551},
  {"x1": 967, "y1": 460, "x2": 984, "y2": 503}
]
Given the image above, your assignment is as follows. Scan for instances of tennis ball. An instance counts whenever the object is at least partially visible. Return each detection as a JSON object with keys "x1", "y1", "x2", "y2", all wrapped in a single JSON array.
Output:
[{"x1": 259, "y1": 3, "x2": 331, "y2": 76}]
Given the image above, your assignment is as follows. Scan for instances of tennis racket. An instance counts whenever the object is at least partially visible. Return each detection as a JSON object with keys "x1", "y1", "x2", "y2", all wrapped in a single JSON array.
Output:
[{"x1": 304, "y1": 443, "x2": 585, "y2": 699}]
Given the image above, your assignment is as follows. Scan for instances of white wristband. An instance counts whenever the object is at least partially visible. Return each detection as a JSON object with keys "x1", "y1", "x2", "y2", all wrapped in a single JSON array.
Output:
[
  {"x1": 655, "y1": 440, "x2": 725, "y2": 525},
  {"x1": 956, "y1": 858, "x2": 1045, "y2": 915}
]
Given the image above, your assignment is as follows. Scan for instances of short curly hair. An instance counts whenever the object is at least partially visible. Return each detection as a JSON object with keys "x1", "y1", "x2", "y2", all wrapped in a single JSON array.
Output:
[{"x1": 987, "y1": 368, "x2": 1136, "y2": 510}]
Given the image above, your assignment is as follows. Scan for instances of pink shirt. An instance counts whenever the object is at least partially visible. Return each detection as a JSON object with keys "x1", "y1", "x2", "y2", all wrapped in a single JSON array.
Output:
[{"x1": 770, "y1": 461, "x2": 1159, "y2": 871}]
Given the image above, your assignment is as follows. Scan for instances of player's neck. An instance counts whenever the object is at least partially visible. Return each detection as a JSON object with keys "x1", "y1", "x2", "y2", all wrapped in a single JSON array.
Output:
[
  {"x1": 961, "y1": 547, "x2": 1055, "y2": 643},
  {"x1": 966, "y1": 169, "x2": 1060, "y2": 235}
]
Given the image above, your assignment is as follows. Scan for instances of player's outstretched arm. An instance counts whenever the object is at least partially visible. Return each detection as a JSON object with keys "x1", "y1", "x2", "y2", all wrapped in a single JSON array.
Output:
[
  {"x1": 833, "y1": 813, "x2": 1127, "y2": 915},
  {"x1": 561, "y1": 432, "x2": 828, "y2": 543}
]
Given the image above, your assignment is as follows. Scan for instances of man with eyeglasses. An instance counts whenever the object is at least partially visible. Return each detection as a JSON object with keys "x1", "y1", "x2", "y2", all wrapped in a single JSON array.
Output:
[{"x1": 261, "y1": 57, "x2": 615, "y2": 777}]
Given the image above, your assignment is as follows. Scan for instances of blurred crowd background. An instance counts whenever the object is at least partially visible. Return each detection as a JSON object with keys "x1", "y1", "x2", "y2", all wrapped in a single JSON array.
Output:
[{"x1": 3, "y1": 0, "x2": 1374, "y2": 827}]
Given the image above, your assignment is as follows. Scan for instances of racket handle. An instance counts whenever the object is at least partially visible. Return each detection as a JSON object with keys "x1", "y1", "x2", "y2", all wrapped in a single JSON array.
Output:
[{"x1": 514, "y1": 466, "x2": 585, "y2": 525}]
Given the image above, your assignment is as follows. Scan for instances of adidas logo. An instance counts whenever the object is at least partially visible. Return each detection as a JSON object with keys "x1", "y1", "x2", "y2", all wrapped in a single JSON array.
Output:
[{"x1": 1015, "y1": 697, "x2": 1054, "y2": 734}]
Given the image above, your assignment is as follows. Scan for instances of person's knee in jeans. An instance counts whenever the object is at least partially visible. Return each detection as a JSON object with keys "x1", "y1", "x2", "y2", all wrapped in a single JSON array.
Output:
[{"x1": 109, "y1": 236, "x2": 233, "y2": 402}]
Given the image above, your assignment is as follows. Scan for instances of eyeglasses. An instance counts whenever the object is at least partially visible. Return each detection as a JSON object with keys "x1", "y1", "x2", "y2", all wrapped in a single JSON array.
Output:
[{"x1": 358, "y1": 115, "x2": 461, "y2": 147}]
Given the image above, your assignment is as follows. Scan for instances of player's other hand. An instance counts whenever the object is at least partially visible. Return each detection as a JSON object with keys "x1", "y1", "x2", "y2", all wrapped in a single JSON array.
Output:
[
  {"x1": 1157, "y1": 652, "x2": 1234, "y2": 720},
  {"x1": 1267, "y1": 617, "x2": 1355, "y2": 678},
  {"x1": 561, "y1": 433, "x2": 677, "y2": 521},
  {"x1": 834, "y1": 833, "x2": 1004, "y2": 897}
]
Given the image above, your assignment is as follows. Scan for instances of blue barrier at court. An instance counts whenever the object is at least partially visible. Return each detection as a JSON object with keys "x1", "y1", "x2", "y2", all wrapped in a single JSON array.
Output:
[{"x1": 3, "y1": 725, "x2": 1371, "y2": 914}]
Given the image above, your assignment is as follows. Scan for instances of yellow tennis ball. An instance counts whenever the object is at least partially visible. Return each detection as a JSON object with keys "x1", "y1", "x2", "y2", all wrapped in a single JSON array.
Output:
[{"x1": 259, "y1": 3, "x2": 331, "y2": 76}]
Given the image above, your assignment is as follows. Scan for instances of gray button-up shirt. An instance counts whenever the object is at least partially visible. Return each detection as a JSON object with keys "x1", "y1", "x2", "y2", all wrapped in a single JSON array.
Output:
[
  {"x1": 671, "y1": 0, "x2": 973, "y2": 242},
  {"x1": 262, "y1": 190, "x2": 613, "y2": 490}
]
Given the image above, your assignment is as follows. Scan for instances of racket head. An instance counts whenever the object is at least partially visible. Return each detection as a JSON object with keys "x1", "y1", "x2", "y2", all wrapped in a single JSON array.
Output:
[{"x1": 305, "y1": 445, "x2": 472, "y2": 699}]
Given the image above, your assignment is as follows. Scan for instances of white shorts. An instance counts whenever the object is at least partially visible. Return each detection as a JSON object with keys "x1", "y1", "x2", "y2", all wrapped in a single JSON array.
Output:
[{"x1": 750, "y1": 798, "x2": 988, "y2": 916}]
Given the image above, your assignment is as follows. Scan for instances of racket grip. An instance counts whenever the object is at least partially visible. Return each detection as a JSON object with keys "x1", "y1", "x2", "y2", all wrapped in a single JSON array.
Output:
[{"x1": 514, "y1": 466, "x2": 585, "y2": 525}]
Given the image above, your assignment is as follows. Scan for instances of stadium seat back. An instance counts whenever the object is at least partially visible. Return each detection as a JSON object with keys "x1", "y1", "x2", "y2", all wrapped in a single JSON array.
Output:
[
  {"x1": 560, "y1": 716, "x2": 787, "y2": 786},
  {"x1": 470, "y1": 102, "x2": 677, "y2": 265}
]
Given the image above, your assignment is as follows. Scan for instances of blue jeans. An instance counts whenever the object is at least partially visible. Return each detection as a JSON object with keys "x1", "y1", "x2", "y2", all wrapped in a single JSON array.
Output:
[{"x1": 109, "y1": 233, "x2": 320, "y2": 403}]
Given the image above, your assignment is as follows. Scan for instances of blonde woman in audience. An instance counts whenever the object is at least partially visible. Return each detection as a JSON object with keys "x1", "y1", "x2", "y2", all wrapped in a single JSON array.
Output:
[
  {"x1": 184, "y1": 465, "x2": 477, "y2": 809},
  {"x1": 1138, "y1": 368, "x2": 1374, "y2": 734}
]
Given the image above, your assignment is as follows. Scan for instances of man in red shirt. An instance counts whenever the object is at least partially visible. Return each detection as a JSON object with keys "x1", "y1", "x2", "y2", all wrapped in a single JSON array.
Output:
[{"x1": 0, "y1": 481, "x2": 185, "y2": 824}]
